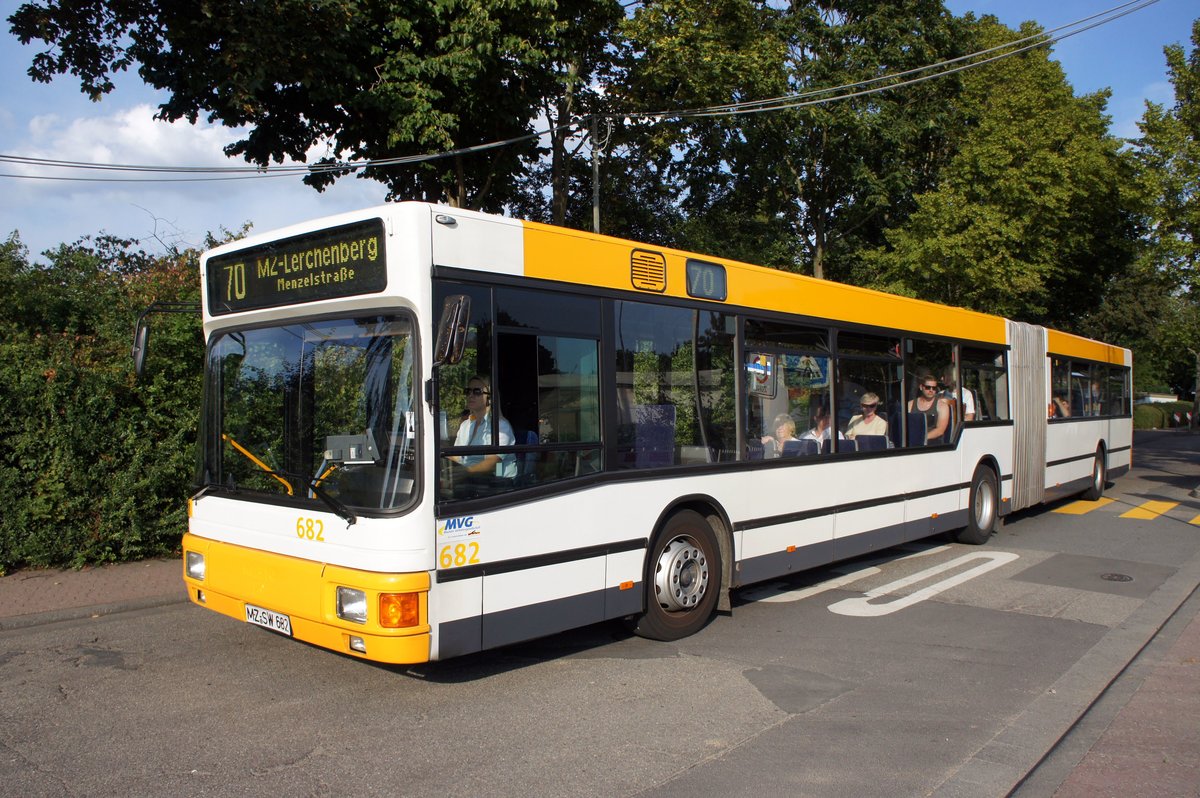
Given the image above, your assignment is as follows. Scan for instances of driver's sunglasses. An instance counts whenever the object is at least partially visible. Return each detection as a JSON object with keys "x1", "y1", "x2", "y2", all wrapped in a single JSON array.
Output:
[
  {"x1": 861, "y1": 403, "x2": 877, "y2": 410},
  {"x1": 464, "y1": 387, "x2": 489, "y2": 397}
]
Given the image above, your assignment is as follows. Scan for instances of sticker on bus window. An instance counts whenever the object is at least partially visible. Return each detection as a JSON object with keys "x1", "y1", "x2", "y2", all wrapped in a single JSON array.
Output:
[
  {"x1": 748, "y1": 353, "x2": 776, "y2": 398},
  {"x1": 792, "y1": 355, "x2": 830, "y2": 388}
]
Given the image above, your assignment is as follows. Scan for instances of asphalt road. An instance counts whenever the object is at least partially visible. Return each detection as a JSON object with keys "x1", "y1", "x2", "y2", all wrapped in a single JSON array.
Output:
[{"x1": 2, "y1": 432, "x2": 1198, "y2": 797}]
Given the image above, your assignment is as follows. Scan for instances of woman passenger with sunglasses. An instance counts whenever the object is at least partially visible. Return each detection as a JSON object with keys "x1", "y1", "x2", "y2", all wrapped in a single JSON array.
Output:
[{"x1": 845, "y1": 392, "x2": 888, "y2": 440}]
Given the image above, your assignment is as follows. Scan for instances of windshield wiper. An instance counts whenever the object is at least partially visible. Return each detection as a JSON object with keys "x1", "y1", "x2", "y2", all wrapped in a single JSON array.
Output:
[
  {"x1": 208, "y1": 466, "x2": 357, "y2": 526},
  {"x1": 278, "y1": 470, "x2": 358, "y2": 526}
]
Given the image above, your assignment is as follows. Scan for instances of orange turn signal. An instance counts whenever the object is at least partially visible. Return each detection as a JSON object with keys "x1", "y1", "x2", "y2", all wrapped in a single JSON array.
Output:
[{"x1": 379, "y1": 593, "x2": 419, "y2": 628}]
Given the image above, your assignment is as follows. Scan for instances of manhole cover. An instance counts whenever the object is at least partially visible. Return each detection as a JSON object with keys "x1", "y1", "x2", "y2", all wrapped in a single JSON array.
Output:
[{"x1": 1101, "y1": 573, "x2": 1133, "y2": 583}]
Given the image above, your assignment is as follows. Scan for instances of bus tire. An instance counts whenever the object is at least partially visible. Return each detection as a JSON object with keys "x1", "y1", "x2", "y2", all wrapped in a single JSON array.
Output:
[
  {"x1": 956, "y1": 465, "x2": 998, "y2": 545},
  {"x1": 630, "y1": 509, "x2": 721, "y2": 642},
  {"x1": 1083, "y1": 447, "x2": 1107, "y2": 501}
]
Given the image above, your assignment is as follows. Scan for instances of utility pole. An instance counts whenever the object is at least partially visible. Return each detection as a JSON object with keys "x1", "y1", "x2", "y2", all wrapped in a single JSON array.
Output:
[
  {"x1": 591, "y1": 115, "x2": 601, "y2": 234},
  {"x1": 1191, "y1": 347, "x2": 1200, "y2": 432}
]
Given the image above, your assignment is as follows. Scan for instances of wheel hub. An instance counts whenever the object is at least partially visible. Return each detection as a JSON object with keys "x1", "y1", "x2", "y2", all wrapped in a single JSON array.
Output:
[{"x1": 654, "y1": 536, "x2": 709, "y2": 612}]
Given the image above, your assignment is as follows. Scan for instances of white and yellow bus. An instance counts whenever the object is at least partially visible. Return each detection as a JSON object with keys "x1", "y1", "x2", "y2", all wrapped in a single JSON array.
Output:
[{"x1": 179, "y1": 201, "x2": 1132, "y2": 663}]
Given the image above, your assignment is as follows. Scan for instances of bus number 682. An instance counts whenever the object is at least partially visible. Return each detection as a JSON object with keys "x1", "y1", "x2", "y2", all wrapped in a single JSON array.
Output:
[
  {"x1": 296, "y1": 517, "x2": 325, "y2": 542},
  {"x1": 439, "y1": 542, "x2": 480, "y2": 568}
]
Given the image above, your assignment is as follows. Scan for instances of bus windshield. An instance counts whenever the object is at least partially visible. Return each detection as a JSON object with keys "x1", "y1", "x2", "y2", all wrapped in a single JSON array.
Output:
[{"x1": 200, "y1": 315, "x2": 418, "y2": 513}]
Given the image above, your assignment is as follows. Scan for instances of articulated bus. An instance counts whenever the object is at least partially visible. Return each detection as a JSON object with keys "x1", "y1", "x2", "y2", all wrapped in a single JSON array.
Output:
[{"x1": 179, "y1": 202, "x2": 1132, "y2": 663}]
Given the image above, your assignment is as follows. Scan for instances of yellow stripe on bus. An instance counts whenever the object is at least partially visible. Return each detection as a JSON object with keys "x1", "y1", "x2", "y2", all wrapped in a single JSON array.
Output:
[
  {"x1": 1046, "y1": 329, "x2": 1129, "y2": 366},
  {"x1": 520, "y1": 222, "x2": 1007, "y2": 344},
  {"x1": 1119, "y1": 500, "x2": 1179, "y2": 520},
  {"x1": 1053, "y1": 497, "x2": 1115, "y2": 515}
]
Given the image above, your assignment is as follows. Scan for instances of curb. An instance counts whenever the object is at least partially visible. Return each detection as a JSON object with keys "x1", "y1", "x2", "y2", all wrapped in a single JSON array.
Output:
[{"x1": 0, "y1": 593, "x2": 189, "y2": 632}]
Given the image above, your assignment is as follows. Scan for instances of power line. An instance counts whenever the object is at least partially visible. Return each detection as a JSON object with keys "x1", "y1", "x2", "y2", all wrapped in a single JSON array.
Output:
[{"x1": 0, "y1": 0, "x2": 1159, "y2": 184}]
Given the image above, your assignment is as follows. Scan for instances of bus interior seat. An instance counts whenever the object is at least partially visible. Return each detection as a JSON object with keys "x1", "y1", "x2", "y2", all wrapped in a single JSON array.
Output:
[
  {"x1": 855, "y1": 434, "x2": 887, "y2": 452},
  {"x1": 783, "y1": 439, "x2": 820, "y2": 457},
  {"x1": 512, "y1": 429, "x2": 539, "y2": 485},
  {"x1": 906, "y1": 411, "x2": 927, "y2": 446}
]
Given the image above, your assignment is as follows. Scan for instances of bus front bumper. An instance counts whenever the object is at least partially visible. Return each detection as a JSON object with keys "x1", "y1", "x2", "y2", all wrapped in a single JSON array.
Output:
[{"x1": 182, "y1": 533, "x2": 431, "y2": 665}]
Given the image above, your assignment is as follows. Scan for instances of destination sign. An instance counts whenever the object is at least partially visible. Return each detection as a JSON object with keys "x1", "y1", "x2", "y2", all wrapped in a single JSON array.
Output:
[{"x1": 206, "y1": 218, "x2": 387, "y2": 315}]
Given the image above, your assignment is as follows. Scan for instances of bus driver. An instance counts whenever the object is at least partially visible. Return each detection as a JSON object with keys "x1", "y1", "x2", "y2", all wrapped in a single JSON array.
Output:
[{"x1": 453, "y1": 375, "x2": 516, "y2": 477}]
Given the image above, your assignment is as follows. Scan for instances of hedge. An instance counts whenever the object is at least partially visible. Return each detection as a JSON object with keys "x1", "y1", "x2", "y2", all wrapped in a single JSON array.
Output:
[{"x1": 0, "y1": 236, "x2": 203, "y2": 573}]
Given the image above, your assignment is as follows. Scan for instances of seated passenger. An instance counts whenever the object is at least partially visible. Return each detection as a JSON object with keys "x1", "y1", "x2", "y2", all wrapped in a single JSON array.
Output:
[
  {"x1": 799, "y1": 405, "x2": 844, "y2": 445},
  {"x1": 761, "y1": 413, "x2": 799, "y2": 458},
  {"x1": 941, "y1": 367, "x2": 976, "y2": 422},
  {"x1": 452, "y1": 375, "x2": 516, "y2": 477},
  {"x1": 1049, "y1": 394, "x2": 1071, "y2": 418},
  {"x1": 908, "y1": 371, "x2": 950, "y2": 444},
  {"x1": 845, "y1": 392, "x2": 889, "y2": 442}
]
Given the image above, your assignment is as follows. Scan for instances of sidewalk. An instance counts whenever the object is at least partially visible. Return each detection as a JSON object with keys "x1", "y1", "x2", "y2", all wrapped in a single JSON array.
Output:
[
  {"x1": 1051, "y1": 587, "x2": 1200, "y2": 797},
  {"x1": 0, "y1": 556, "x2": 186, "y2": 630}
]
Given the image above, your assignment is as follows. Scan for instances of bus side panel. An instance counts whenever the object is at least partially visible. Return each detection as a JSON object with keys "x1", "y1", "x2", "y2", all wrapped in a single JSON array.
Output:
[
  {"x1": 432, "y1": 577, "x2": 483, "y2": 660},
  {"x1": 1108, "y1": 417, "x2": 1133, "y2": 479},
  {"x1": 605, "y1": 548, "x2": 646, "y2": 619},
  {"x1": 481, "y1": 558, "x2": 607, "y2": 650},
  {"x1": 736, "y1": 517, "x2": 835, "y2": 586},
  {"x1": 834, "y1": 499, "x2": 908, "y2": 560},
  {"x1": 1045, "y1": 418, "x2": 1109, "y2": 500}
]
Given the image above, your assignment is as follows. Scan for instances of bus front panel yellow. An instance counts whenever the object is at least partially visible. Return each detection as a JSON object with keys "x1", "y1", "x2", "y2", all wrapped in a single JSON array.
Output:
[{"x1": 182, "y1": 533, "x2": 431, "y2": 664}]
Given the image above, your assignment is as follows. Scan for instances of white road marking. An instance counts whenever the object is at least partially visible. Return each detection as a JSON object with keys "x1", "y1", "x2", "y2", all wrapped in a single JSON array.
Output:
[
  {"x1": 827, "y1": 551, "x2": 1020, "y2": 617},
  {"x1": 739, "y1": 544, "x2": 951, "y2": 604}
]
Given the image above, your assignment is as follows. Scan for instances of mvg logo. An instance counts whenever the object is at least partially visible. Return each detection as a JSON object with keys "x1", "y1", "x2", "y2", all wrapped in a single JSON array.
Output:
[{"x1": 437, "y1": 516, "x2": 480, "y2": 539}]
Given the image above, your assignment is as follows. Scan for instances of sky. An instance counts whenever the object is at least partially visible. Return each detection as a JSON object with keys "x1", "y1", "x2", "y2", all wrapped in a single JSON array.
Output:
[{"x1": 0, "y1": 0, "x2": 1195, "y2": 261}]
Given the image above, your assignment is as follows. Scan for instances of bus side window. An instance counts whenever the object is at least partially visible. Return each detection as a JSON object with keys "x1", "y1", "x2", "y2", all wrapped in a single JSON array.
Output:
[
  {"x1": 963, "y1": 346, "x2": 1008, "y2": 422},
  {"x1": 498, "y1": 330, "x2": 602, "y2": 488}
]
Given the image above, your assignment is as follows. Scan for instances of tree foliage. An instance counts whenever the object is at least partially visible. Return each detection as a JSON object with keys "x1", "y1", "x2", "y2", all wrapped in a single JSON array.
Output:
[
  {"x1": 609, "y1": 0, "x2": 967, "y2": 279},
  {"x1": 867, "y1": 17, "x2": 1133, "y2": 326},
  {"x1": 1112, "y1": 19, "x2": 1200, "y2": 397},
  {"x1": 9, "y1": 0, "x2": 583, "y2": 209}
]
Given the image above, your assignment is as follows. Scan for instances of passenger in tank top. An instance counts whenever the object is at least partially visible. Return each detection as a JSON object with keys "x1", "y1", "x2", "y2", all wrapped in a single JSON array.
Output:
[{"x1": 907, "y1": 371, "x2": 949, "y2": 445}]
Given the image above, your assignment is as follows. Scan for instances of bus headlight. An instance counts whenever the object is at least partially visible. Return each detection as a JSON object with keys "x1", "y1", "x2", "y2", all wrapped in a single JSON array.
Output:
[
  {"x1": 336, "y1": 587, "x2": 368, "y2": 624},
  {"x1": 185, "y1": 551, "x2": 206, "y2": 581},
  {"x1": 379, "y1": 593, "x2": 419, "y2": 628}
]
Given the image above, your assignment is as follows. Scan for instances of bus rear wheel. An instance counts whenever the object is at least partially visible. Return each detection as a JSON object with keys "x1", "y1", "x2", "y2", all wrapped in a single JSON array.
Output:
[
  {"x1": 630, "y1": 510, "x2": 721, "y2": 641},
  {"x1": 1083, "y1": 448, "x2": 1107, "y2": 501},
  {"x1": 956, "y1": 465, "x2": 997, "y2": 545}
]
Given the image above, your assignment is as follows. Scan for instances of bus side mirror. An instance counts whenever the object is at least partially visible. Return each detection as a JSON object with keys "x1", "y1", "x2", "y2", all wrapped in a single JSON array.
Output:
[
  {"x1": 130, "y1": 301, "x2": 201, "y2": 379},
  {"x1": 433, "y1": 295, "x2": 471, "y2": 367},
  {"x1": 132, "y1": 316, "x2": 151, "y2": 378}
]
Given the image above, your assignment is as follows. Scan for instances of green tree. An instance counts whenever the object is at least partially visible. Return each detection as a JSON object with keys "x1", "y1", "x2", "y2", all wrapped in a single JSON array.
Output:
[
  {"x1": 1121, "y1": 19, "x2": 1200, "y2": 404},
  {"x1": 868, "y1": 16, "x2": 1134, "y2": 325},
  {"x1": 611, "y1": 1, "x2": 967, "y2": 279},
  {"x1": 9, "y1": 0, "x2": 586, "y2": 210}
]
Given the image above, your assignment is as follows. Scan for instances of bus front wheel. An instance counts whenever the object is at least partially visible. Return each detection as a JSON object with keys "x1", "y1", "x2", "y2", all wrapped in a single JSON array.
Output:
[
  {"x1": 630, "y1": 510, "x2": 721, "y2": 641},
  {"x1": 956, "y1": 465, "x2": 998, "y2": 545}
]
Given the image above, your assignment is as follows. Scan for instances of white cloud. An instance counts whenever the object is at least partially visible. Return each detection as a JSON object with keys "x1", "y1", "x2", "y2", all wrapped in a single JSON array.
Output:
[
  {"x1": 2, "y1": 104, "x2": 385, "y2": 259},
  {"x1": 18, "y1": 104, "x2": 248, "y2": 174}
]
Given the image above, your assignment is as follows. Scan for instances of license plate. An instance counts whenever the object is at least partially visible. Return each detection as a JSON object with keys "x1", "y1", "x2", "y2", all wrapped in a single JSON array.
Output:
[{"x1": 244, "y1": 603, "x2": 293, "y2": 636}]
